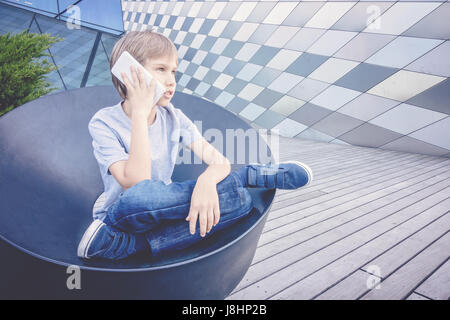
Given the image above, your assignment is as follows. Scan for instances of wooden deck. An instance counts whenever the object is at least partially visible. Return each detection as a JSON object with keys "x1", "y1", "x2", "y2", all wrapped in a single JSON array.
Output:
[{"x1": 226, "y1": 134, "x2": 450, "y2": 300}]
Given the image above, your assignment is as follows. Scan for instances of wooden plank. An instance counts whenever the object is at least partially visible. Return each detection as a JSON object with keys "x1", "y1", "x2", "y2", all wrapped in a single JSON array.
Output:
[
  {"x1": 261, "y1": 160, "x2": 450, "y2": 245},
  {"x1": 269, "y1": 199, "x2": 450, "y2": 300},
  {"x1": 406, "y1": 292, "x2": 431, "y2": 300},
  {"x1": 414, "y1": 258, "x2": 450, "y2": 300},
  {"x1": 227, "y1": 190, "x2": 450, "y2": 299},
  {"x1": 274, "y1": 151, "x2": 418, "y2": 202},
  {"x1": 360, "y1": 232, "x2": 450, "y2": 300},
  {"x1": 316, "y1": 212, "x2": 450, "y2": 300},
  {"x1": 270, "y1": 190, "x2": 327, "y2": 211},
  {"x1": 230, "y1": 137, "x2": 450, "y2": 299},
  {"x1": 273, "y1": 142, "x2": 445, "y2": 198},
  {"x1": 278, "y1": 141, "x2": 414, "y2": 175},
  {"x1": 267, "y1": 156, "x2": 448, "y2": 222},
  {"x1": 274, "y1": 144, "x2": 414, "y2": 196},
  {"x1": 269, "y1": 157, "x2": 440, "y2": 227},
  {"x1": 254, "y1": 170, "x2": 450, "y2": 265},
  {"x1": 267, "y1": 159, "x2": 448, "y2": 227},
  {"x1": 271, "y1": 153, "x2": 426, "y2": 207},
  {"x1": 320, "y1": 157, "x2": 447, "y2": 194},
  {"x1": 276, "y1": 143, "x2": 383, "y2": 172},
  {"x1": 361, "y1": 213, "x2": 450, "y2": 278},
  {"x1": 274, "y1": 149, "x2": 380, "y2": 186},
  {"x1": 315, "y1": 270, "x2": 380, "y2": 300}
]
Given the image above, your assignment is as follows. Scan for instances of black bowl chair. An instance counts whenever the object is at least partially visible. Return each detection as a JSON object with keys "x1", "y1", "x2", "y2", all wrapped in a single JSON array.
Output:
[{"x1": 0, "y1": 86, "x2": 276, "y2": 299}]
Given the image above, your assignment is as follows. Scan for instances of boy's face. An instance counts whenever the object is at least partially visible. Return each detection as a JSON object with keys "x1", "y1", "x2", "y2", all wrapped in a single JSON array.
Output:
[{"x1": 144, "y1": 54, "x2": 178, "y2": 107}]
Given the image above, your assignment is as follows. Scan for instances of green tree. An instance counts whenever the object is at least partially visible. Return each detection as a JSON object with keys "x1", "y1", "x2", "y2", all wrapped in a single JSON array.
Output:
[{"x1": 0, "y1": 29, "x2": 64, "y2": 117}]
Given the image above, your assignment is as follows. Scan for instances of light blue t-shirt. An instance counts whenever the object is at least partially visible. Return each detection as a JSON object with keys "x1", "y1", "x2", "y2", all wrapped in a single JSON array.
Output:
[{"x1": 88, "y1": 100, "x2": 203, "y2": 221}]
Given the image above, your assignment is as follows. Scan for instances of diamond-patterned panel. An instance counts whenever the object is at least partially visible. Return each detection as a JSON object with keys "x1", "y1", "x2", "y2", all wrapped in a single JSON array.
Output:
[
  {"x1": 119, "y1": 0, "x2": 449, "y2": 157},
  {"x1": 0, "y1": 0, "x2": 450, "y2": 155}
]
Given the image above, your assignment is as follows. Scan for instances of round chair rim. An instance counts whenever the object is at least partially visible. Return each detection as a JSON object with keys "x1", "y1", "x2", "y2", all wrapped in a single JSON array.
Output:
[{"x1": 0, "y1": 86, "x2": 277, "y2": 273}]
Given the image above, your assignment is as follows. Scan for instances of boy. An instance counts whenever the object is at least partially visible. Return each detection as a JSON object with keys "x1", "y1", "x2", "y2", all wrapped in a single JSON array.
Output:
[{"x1": 78, "y1": 30, "x2": 313, "y2": 260}]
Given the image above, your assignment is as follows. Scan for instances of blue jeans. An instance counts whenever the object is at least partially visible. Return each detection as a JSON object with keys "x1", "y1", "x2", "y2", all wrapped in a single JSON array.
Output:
[{"x1": 102, "y1": 171, "x2": 254, "y2": 257}]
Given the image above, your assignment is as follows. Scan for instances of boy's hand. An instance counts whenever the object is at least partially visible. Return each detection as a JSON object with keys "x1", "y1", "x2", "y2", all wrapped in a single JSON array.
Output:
[
  {"x1": 186, "y1": 176, "x2": 220, "y2": 237},
  {"x1": 121, "y1": 65, "x2": 156, "y2": 119}
]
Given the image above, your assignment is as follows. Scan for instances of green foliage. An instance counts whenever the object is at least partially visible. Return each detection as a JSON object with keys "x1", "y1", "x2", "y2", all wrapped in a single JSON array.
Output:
[{"x1": 0, "y1": 29, "x2": 64, "y2": 117}]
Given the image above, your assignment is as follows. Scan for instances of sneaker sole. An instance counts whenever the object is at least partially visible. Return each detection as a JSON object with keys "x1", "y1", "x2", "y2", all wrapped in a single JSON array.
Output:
[
  {"x1": 283, "y1": 160, "x2": 313, "y2": 187},
  {"x1": 77, "y1": 219, "x2": 105, "y2": 259}
]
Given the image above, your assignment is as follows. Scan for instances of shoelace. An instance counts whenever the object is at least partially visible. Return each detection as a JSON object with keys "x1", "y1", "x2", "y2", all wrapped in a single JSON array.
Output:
[{"x1": 102, "y1": 230, "x2": 136, "y2": 259}]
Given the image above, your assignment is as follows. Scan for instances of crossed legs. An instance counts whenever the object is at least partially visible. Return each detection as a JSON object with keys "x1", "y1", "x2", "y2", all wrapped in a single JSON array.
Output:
[{"x1": 81, "y1": 171, "x2": 254, "y2": 259}]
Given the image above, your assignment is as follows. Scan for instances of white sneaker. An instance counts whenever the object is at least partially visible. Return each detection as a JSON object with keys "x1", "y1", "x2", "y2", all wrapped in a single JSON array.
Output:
[{"x1": 77, "y1": 219, "x2": 105, "y2": 259}]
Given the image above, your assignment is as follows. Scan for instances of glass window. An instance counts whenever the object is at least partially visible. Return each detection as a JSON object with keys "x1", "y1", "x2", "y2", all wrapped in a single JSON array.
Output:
[
  {"x1": 60, "y1": 0, "x2": 124, "y2": 34},
  {"x1": 3, "y1": 0, "x2": 58, "y2": 16}
]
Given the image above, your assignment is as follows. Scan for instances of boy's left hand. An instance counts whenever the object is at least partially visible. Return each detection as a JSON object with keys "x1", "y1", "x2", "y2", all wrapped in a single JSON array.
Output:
[{"x1": 186, "y1": 176, "x2": 220, "y2": 237}]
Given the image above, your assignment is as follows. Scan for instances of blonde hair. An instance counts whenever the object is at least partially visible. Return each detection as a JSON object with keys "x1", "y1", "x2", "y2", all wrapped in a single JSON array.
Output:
[{"x1": 110, "y1": 30, "x2": 178, "y2": 99}]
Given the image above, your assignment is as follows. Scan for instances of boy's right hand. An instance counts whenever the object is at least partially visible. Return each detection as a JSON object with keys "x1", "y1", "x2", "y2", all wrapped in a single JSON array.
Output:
[{"x1": 121, "y1": 65, "x2": 157, "y2": 119}]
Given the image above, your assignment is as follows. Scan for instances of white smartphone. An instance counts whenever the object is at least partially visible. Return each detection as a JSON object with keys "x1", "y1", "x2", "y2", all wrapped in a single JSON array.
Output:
[{"x1": 111, "y1": 50, "x2": 166, "y2": 106}]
